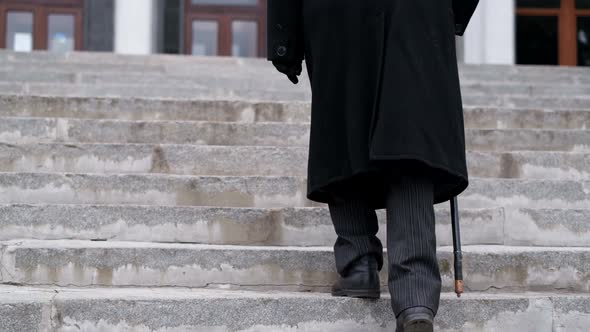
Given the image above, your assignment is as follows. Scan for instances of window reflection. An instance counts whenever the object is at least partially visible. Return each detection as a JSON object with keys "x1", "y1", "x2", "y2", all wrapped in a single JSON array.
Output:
[
  {"x1": 232, "y1": 21, "x2": 257, "y2": 57},
  {"x1": 6, "y1": 12, "x2": 33, "y2": 52},
  {"x1": 579, "y1": 17, "x2": 590, "y2": 66},
  {"x1": 48, "y1": 14, "x2": 75, "y2": 53},
  {"x1": 192, "y1": 20, "x2": 218, "y2": 56}
]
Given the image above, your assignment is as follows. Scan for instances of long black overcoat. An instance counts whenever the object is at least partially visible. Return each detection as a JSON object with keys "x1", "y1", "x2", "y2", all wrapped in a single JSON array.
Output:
[{"x1": 268, "y1": 0, "x2": 478, "y2": 209}]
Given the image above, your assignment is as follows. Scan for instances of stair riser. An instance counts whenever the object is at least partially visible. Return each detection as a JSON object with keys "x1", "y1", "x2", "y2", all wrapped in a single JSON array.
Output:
[
  {"x1": 4, "y1": 205, "x2": 589, "y2": 247},
  {"x1": 3, "y1": 286, "x2": 581, "y2": 332},
  {"x1": 2, "y1": 96, "x2": 590, "y2": 130},
  {"x1": 0, "y1": 174, "x2": 588, "y2": 209},
  {"x1": 3, "y1": 71, "x2": 590, "y2": 98},
  {"x1": 1, "y1": 144, "x2": 589, "y2": 180},
  {"x1": 0, "y1": 205, "x2": 505, "y2": 246},
  {"x1": 2, "y1": 243, "x2": 589, "y2": 293},
  {"x1": 1, "y1": 118, "x2": 589, "y2": 152},
  {"x1": 4, "y1": 81, "x2": 590, "y2": 106}
]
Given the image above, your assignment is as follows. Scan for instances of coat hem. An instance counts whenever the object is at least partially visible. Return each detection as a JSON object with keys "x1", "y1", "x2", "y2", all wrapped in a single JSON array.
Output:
[{"x1": 306, "y1": 154, "x2": 469, "y2": 208}]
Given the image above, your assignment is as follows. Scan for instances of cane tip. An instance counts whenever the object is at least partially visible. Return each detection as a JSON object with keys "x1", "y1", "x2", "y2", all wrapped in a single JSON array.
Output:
[{"x1": 455, "y1": 280, "x2": 464, "y2": 298}]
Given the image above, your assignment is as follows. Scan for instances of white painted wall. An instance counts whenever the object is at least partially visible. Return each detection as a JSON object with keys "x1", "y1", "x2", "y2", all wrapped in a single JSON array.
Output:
[
  {"x1": 114, "y1": 0, "x2": 160, "y2": 54},
  {"x1": 463, "y1": 0, "x2": 515, "y2": 65}
]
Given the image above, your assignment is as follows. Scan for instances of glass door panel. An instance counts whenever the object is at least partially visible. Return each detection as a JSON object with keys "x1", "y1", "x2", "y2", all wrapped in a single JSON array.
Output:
[
  {"x1": 191, "y1": 20, "x2": 219, "y2": 55},
  {"x1": 578, "y1": 17, "x2": 590, "y2": 65},
  {"x1": 232, "y1": 20, "x2": 257, "y2": 57},
  {"x1": 517, "y1": 16, "x2": 559, "y2": 64},
  {"x1": 6, "y1": 11, "x2": 33, "y2": 52},
  {"x1": 48, "y1": 14, "x2": 75, "y2": 53}
]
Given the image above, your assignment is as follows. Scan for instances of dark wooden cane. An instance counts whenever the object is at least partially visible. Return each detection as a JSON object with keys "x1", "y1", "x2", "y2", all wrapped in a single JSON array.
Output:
[{"x1": 450, "y1": 196, "x2": 464, "y2": 297}]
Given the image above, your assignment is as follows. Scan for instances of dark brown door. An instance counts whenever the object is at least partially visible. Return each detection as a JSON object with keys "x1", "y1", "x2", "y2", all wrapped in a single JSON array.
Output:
[
  {"x1": 0, "y1": 0, "x2": 83, "y2": 52},
  {"x1": 184, "y1": 0, "x2": 267, "y2": 57},
  {"x1": 517, "y1": 0, "x2": 590, "y2": 66}
]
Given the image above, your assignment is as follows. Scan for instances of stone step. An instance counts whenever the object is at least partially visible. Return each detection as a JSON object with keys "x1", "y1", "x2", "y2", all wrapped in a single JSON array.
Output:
[
  {"x1": 1, "y1": 143, "x2": 589, "y2": 180},
  {"x1": 2, "y1": 204, "x2": 589, "y2": 247},
  {"x1": 2, "y1": 285, "x2": 585, "y2": 332},
  {"x1": 4, "y1": 82, "x2": 590, "y2": 106},
  {"x1": 2, "y1": 240, "x2": 589, "y2": 293},
  {"x1": 0, "y1": 204, "x2": 505, "y2": 246},
  {"x1": 1, "y1": 95, "x2": 590, "y2": 130},
  {"x1": 1, "y1": 173, "x2": 589, "y2": 209},
  {"x1": 2, "y1": 117, "x2": 589, "y2": 152},
  {"x1": 3, "y1": 69, "x2": 590, "y2": 98},
  {"x1": 1, "y1": 49, "x2": 590, "y2": 81}
]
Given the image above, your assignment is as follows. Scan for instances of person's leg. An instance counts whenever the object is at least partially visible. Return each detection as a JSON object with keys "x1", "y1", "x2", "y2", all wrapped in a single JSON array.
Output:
[
  {"x1": 385, "y1": 172, "x2": 441, "y2": 318},
  {"x1": 328, "y1": 196, "x2": 384, "y2": 275}
]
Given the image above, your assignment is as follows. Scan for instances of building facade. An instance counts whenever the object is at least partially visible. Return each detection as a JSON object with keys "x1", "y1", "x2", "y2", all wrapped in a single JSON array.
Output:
[{"x1": 1, "y1": 0, "x2": 589, "y2": 66}]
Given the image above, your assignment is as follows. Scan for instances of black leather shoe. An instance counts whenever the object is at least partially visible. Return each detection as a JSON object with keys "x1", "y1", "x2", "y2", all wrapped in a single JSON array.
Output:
[
  {"x1": 395, "y1": 306, "x2": 434, "y2": 332},
  {"x1": 331, "y1": 255, "x2": 380, "y2": 299}
]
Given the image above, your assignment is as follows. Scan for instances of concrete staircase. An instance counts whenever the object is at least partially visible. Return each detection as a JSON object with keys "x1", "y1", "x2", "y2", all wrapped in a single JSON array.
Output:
[{"x1": 0, "y1": 50, "x2": 589, "y2": 331}]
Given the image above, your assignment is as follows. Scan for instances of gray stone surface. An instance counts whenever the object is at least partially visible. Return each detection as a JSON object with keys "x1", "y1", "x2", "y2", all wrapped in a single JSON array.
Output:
[
  {"x1": 2, "y1": 95, "x2": 590, "y2": 130},
  {"x1": 0, "y1": 95, "x2": 313, "y2": 123},
  {"x1": 2, "y1": 240, "x2": 590, "y2": 293},
  {"x1": 0, "y1": 286, "x2": 53, "y2": 332},
  {"x1": 1, "y1": 117, "x2": 589, "y2": 152},
  {"x1": 0, "y1": 50, "x2": 589, "y2": 331},
  {"x1": 0, "y1": 117, "x2": 311, "y2": 146},
  {"x1": 553, "y1": 296, "x2": 590, "y2": 332},
  {"x1": 0, "y1": 204, "x2": 504, "y2": 246},
  {"x1": 4, "y1": 285, "x2": 586, "y2": 332},
  {"x1": 5, "y1": 81, "x2": 590, "y2": 104},
  {"x1": 1, "y1": 173, "x2": 589, "y2": 209},
  {"x1": 460, "y1": 178, "x2": 590, "y2": 209},
  {"x1": 1, "y1": 143, "x2": 589, "y2": 181},
  {"x1": 0, "y1": 173, "x2": 585, "y2": 209},
  {"x1": 504, "y1": 209, "x2": 590, "y2": 246}
]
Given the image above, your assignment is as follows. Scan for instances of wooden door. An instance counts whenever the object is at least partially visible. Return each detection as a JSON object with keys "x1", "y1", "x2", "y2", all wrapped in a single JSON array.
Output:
[{"x1": 0, "y1": 0, "x2": 83, "y2": 52}]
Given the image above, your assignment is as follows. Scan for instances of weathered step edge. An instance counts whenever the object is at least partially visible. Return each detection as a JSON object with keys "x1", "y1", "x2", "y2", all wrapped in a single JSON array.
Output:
[
  {"x1": 2, "y1": 241, "x2": 590, "y2": 294},
  {"x1": 1, "y1": 285, "x2": 588, "y2": 332}
]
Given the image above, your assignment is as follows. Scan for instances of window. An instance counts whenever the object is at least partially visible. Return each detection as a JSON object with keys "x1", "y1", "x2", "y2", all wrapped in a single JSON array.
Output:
[
  {"x1": 192, "y1": 20, "x2": 218, "y2": 55},
  {"x1": 184, "y1": 0, "x2": 266, "y2": 57},
  {"x1": 48, "y1": 14, "x2": 75, "y2": 52},
  {"x1": 517, "y1": 0, "x2": 590, "y2": 66},
  {"x1": 6, "y1": 11, "x2": 33, "y2": 51},
  {"x1": 0, "y1": 0, "x2": 83, "y2": 52}
]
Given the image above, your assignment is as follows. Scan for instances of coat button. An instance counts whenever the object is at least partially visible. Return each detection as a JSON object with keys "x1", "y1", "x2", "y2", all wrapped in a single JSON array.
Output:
[{"x1": 276, "y1": 45, "x2": 287, "y2": 57}]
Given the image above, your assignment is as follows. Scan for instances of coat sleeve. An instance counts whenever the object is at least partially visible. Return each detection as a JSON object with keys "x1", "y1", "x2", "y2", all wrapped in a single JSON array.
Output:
[
  {"x1": 267, "y1": 0, "x2": 304, "y2": 63},
  {"x1": 453, "y1": 0, "x2": 480, "y2": 36}
]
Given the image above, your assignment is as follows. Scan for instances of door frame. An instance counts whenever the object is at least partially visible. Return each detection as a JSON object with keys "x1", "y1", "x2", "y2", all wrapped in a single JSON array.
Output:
[
  {"x1": 183, "y1": 0, "x2": 267, "y2": 57},
  {"x1": 0, "y1": 0, "x2": 83, "y2": 51},
  {"x1": 517, "y1": 0, "x2": 590, "y2": 66}
]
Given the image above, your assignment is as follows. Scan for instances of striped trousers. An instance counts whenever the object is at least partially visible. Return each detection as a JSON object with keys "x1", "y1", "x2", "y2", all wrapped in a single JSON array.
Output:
[{"x1": 328, "y1": 172, "x2": 441, "y2": 317}]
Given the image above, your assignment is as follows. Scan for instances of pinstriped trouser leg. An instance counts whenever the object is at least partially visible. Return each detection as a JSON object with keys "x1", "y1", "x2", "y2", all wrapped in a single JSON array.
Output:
[
  {"x1": 328, "y1": 197, "x2": 384, "y2": 275},
  {"x1": 386, "y1": 173, "x2": 441, "y2": 317}
]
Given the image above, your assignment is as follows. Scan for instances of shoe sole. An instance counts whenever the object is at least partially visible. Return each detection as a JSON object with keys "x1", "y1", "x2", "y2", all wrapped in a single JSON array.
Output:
[
  {"x1": 331, "y1": 288, "x2": 381, "y2": 299},
  {"x1": 402, "y1": 314, "x2": 434, "y2": 332}
]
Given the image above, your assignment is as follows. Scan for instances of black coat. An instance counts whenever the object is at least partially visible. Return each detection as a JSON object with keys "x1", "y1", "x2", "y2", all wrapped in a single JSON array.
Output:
[{"x1": 268, "y1": 0, "x2": 479, "y2": 209}]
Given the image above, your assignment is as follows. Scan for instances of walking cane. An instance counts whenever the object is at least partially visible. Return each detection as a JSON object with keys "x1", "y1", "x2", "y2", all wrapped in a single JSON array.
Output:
[{"x1": 450, "y1": 196, "x2": 464, "y2": 297}]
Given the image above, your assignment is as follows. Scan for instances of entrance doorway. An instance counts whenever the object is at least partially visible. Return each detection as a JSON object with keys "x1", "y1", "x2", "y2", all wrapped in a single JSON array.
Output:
[
  {"x1": 183, "y1": 0, "x2": 266, "y2": 57},
  {"x1": 0, "y1": 0, "x2": 83, "y2": 52},
  {"x1": 517, "y1": 0, "x2": 590, "y2": 66}
]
